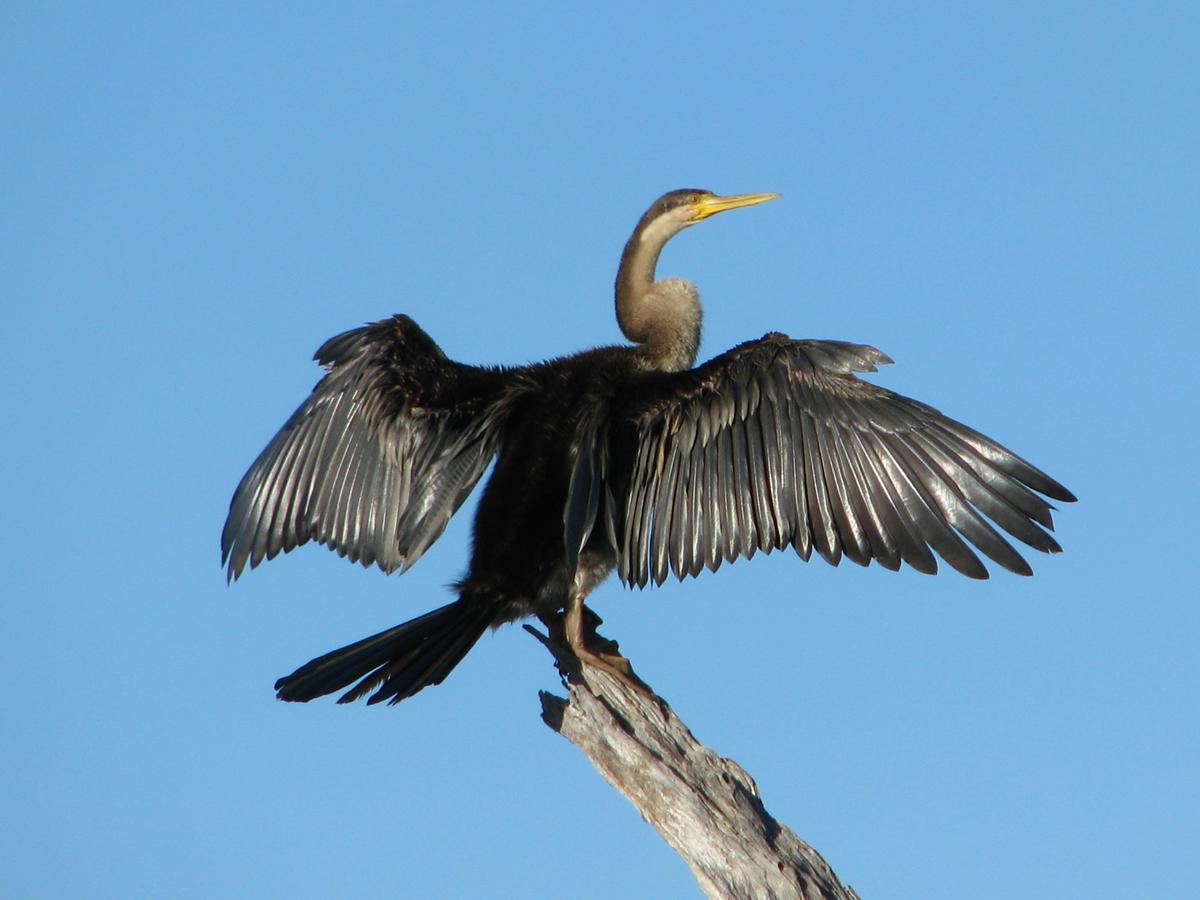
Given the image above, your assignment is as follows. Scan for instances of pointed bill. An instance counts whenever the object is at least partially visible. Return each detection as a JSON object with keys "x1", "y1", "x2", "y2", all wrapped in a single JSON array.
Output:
[{"x1": 690, "y1": 192, "x2": 780, "y2": 222}]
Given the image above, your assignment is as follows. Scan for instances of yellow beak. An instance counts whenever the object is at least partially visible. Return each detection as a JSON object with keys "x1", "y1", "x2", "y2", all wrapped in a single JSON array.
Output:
[{"x1": 690, "y1": 192, "x2": 780, "y2": 222}]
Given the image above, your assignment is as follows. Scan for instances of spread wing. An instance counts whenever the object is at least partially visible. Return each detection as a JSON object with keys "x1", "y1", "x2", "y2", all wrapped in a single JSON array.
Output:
[
  {"x1": 587, "y1": 333, "x2": 1075, "y2": 587},
  {"x1": 222, "y1": 315, "x2": 514, "y2": 581}
]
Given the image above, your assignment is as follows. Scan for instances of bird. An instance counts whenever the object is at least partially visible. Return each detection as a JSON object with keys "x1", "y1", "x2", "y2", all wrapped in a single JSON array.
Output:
[{"x1": 221, "y1": 189, "x2": 1075, "y2": 707}]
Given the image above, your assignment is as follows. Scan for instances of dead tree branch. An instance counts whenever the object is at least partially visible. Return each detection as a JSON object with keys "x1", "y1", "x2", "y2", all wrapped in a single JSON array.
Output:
[{"x1": 528, "y1": 624, "x2": 860, "y2": 900}]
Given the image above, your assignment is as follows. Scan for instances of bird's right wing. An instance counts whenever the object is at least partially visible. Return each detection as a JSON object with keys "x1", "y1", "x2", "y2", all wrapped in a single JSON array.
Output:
[{"x1": 222, "y1": 315, "x2": 515, "y2": 581}]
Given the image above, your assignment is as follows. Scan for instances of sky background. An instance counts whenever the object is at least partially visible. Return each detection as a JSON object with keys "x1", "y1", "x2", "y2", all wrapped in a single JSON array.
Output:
[{"x1": 3, "y1": 4, "x2": 1197, "y2": 898}]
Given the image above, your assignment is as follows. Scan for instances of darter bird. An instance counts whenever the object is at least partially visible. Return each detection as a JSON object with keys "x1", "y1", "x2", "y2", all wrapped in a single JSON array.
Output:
[{"x1": 221, "y1": 190, "x2": 1075, "y2": 706}]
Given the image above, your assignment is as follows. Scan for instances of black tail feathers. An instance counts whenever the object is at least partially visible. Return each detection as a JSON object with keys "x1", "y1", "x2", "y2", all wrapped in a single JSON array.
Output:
[{"x1": 274, "y1": 599, "x2": 493, "y2": 706}]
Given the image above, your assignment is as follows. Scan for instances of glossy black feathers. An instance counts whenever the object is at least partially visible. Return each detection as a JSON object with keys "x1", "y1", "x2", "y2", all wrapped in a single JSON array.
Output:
[
  {"x1": 221, "y1": 315, "x2": 513, "y2": 581},
  {"x1": 565, "y1": 333, "x2": 1076, "y2": 588},
  {"x1": 274, "y1": 599, "x2": 495, "y2": 705}
]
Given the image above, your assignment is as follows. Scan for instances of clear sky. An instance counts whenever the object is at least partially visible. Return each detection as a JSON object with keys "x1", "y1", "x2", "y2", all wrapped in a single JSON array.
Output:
[{"x1": 3, "y1": 4, "x2": 1197, "y2": 898}]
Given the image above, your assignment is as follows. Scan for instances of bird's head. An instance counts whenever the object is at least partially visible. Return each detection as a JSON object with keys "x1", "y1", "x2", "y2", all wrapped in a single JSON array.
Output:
[{"x1": 639, "y1": 189, "x2": 780, "y2": 238}]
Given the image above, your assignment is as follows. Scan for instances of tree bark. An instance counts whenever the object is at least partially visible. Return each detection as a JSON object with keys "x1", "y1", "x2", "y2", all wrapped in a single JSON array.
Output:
[{"x1": 530, "y1": 627, "x2": 860, "y2": 900}]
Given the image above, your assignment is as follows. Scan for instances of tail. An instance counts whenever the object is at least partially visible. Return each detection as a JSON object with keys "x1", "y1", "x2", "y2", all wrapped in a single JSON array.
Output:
[{"x1": 275, "y1": 599, "x2": 494, "y2": 706}]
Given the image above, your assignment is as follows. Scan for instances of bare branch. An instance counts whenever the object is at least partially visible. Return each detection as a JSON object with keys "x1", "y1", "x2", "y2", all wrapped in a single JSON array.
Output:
[{"x1": 531, "y1": 626, "x2": 860, "y2": 900}]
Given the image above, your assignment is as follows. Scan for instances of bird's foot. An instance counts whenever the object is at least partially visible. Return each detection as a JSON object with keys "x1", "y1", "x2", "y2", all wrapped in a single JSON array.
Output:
[
  {"x1": 573, "y1": 636, "x2": 637, "y2": 682},
  {"x1": 541, "y1": 603, "x2": 652, "y2": 696}
]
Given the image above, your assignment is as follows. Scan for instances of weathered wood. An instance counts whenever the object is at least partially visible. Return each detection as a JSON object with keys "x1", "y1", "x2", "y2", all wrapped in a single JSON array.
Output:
[{"x1": 531, "y1": 628, "x2": 860, "y2": 900}]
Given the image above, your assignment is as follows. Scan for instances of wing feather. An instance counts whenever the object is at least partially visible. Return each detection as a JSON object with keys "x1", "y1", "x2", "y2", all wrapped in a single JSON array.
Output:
[
  {"x1": 838, "y1": 427, "x2": 905, "y2": 571},
  {"x1": 799, "y1": 407, "x2": 842, "y2": 567},
  {"x1": 606, "y1": 334, "x2": 1073, "y2": 587},
  {"x1": 222, "y1": 315, "x2": 513, "y2": 581}
]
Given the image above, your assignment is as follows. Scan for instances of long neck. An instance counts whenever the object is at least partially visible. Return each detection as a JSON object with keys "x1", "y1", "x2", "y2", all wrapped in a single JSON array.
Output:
[{"x1": 614, "y1": 215, "x2": 702, "y2": 372}]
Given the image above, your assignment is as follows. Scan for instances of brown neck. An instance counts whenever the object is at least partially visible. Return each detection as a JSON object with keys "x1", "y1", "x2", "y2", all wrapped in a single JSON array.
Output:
[{"x1": 614, "y1": 216, "x2": 701, "y2": 372}]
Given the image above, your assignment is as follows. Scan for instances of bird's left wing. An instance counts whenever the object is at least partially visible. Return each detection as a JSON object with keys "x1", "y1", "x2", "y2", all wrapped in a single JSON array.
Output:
[
  {"x1": 222, "y1": 315, "x2": 515, "y2": 581},
  {"x1": 591, "y1": 333, "x2": 1075, "y2": 588}
]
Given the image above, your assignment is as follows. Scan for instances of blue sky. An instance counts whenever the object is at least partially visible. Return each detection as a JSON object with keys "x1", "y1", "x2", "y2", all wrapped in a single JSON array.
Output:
[{"x1": 3, "y1": 4, "x2": 1196, "y2": 898}]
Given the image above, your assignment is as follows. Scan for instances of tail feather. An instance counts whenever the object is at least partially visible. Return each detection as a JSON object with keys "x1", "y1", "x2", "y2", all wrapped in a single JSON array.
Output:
[{"x1": 275, "y1": 599, "x2": 494, "y2": 706}]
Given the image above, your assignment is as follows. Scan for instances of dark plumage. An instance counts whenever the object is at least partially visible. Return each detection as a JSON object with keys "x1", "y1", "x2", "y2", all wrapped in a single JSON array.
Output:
[{"x1": 221, "y1": 189, "x2": 1075, "y2": 706}]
